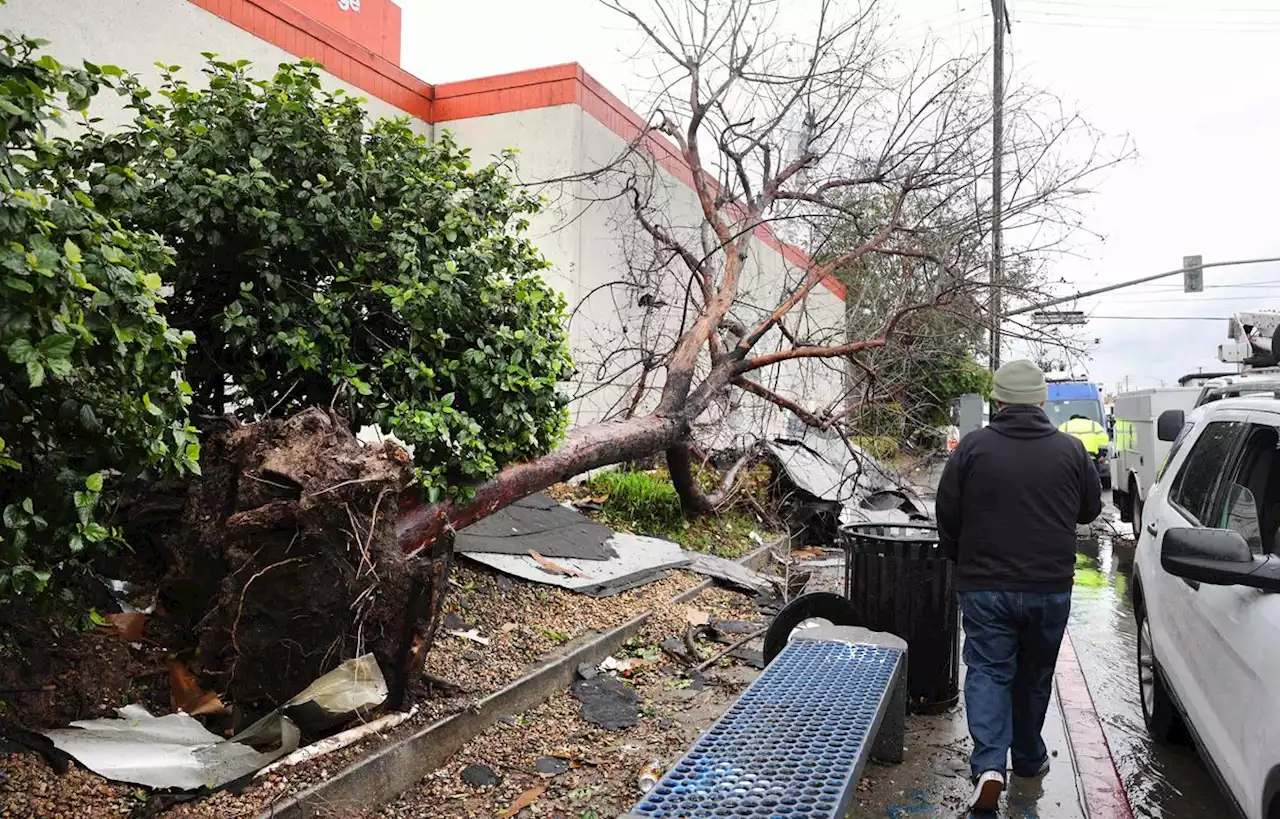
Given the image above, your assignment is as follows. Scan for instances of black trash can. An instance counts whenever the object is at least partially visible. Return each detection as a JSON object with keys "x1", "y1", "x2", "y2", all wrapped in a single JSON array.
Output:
[{"x1": 840, "y1": 522, "x2": 959, "y2": 713}]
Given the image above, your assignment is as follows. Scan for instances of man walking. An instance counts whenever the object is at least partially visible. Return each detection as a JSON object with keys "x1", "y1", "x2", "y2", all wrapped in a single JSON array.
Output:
[{"x1": 935, "y1": 360, "x2": 1102, "y2": 812}]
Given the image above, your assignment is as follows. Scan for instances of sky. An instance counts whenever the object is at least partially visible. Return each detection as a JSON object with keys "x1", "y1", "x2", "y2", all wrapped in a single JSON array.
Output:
[{"x1": 396, "y1": 0, "x2": 1280, "y2": 396}]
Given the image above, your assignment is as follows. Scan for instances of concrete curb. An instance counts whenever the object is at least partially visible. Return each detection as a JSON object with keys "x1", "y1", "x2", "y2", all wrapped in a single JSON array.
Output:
[
  {"x1": 1056, "y1": 633, "x2": 1135, "y2": 819},
  {"x1": 255, "y1": 539, "x2": 780, "y2": 819}
]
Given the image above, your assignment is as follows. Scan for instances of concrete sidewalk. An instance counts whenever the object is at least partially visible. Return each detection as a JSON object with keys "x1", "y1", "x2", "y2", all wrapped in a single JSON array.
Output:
[
  {"x1": 847, "y1": 664, "x2": 1088, "y2": 819},
  {"x1": 799, "y1": 538, "x2": 1131, "y2": 817}
]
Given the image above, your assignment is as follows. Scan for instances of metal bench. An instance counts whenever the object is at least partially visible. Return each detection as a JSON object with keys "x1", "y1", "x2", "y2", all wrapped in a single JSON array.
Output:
[{"x1": 620, "y1": 625, "x2": 907, "y2": 819}]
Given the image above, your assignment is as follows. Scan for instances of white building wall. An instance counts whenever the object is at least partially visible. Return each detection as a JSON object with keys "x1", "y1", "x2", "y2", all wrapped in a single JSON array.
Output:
[
  {"x1": 435, "y1": 106, "x2": 584, "y2": 339},
  {"x1": 3, "y1": 0, "x2": 426, "y2": 129}
]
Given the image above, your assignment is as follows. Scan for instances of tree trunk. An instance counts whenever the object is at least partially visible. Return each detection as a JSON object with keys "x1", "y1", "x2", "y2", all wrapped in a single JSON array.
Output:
[
  {"x1": 666, "y1": 443, "x2": 714, "y2": 518},
  {"x1": 396, "y1": 413, "x2": 687, "y2": 554}
]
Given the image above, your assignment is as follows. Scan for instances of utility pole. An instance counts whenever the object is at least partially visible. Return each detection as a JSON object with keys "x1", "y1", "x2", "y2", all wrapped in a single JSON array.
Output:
[{"x1": 989, "y1": 0, "x2": 1010, "y2": 371}]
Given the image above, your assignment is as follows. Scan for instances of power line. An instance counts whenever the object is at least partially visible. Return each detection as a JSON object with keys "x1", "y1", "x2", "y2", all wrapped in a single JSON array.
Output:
[
  {"x1": 1015, "y1": 15, "x2": 1280, "y2": 33},
  {"x1": 1005, "y1": 256, "x2": 1280, "y2": 317},
  {"x1": 1087, "y1": 315, "x2": 1230, "y2": 321},
  {"x1": 1017, "y1": 3, "x2": 1280, "y2": 25},
  {"x1": 1101, "y1": 294, "x2": 1280, "y2": 304},
  {"x1": 1019, "y1": 0, "x2": 1280, "y2": 16},
  {"x1": 1061, "y1": 279, "x2": 1280, "y2": 291}
]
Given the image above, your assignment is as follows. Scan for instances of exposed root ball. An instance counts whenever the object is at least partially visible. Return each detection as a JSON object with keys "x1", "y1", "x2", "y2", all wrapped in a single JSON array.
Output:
[{"x1": 177, "y1": 408, "x2": 432, "y2": 709}]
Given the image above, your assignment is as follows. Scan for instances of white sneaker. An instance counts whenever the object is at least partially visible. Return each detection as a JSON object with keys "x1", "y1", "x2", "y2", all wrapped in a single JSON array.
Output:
[{"x1": 970, "y1": 770, "x2": 1004, "y2": 812}]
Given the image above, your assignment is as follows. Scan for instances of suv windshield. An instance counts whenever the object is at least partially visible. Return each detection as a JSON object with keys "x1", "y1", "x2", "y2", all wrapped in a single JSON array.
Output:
[{"x1": 1045, "y1": 399, "x2": 1103, "y2": 428}]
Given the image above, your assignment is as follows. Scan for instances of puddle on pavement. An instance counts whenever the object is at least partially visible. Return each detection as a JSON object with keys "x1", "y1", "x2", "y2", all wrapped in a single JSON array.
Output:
[{"x1": 1071, "y1": 525, "x2": 1229, "y2": 818}]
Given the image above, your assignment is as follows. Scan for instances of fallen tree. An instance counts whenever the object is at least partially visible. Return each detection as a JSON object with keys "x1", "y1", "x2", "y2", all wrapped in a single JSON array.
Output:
[{"x1": 401, "y1": 0, "x2": 1128, "y2": 545}]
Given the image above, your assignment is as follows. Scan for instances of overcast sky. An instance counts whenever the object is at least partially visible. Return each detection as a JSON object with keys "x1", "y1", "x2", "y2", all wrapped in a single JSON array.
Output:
[{"x1": 397, "y1": 0, "x2": 1280, "y2": 395}]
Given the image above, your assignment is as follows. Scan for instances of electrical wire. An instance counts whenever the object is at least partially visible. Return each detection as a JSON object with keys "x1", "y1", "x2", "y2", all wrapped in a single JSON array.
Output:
[
  {"x1": 1015, "y1": 15, "x2": 1280, "y2": 34},
  {"x1": 1086, "y1": 315, "x2": 1231, "y2": 320},
  {"x1": 1095, "y1": 294, "x2": 1280, "y2": 304},
  {"x1": 1020, "y1": 0, "x2": 1280, "y2": 12}
]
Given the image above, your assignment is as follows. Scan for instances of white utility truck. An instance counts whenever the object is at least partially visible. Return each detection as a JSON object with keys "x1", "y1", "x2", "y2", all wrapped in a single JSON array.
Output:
[{"x1": 1111, "y1": 310, "x2": 1280, "y2": 539}]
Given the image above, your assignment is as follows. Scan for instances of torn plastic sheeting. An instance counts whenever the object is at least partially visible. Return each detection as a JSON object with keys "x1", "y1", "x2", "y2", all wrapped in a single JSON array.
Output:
[
  {"x1": 43, "y1": 704, "x2": 299, "y2": 791},
  {"x1": 464, "y1": 533, "x2": 689, "y2": 597},
  {"x1": 768, "y1": 430, "x2": 929, "y2": 517},
  {"x1": 680, "y1": 551, "x2": 778, "y2": 596},
  {"x1": 284, "y1": 653, "x2": 387, "y2": 732},
  {"x1": 839, "y1": 505, "x2": 915, "y2": 527}
]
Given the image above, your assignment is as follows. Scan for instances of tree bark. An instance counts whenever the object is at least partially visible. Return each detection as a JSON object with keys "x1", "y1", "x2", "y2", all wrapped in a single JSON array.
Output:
[
  {"x1": 666, "y1": 443, "x2": 714, "y2": 518},
  {"x1": 395, "y1": 413, "x2": 687, "y2": 554}
]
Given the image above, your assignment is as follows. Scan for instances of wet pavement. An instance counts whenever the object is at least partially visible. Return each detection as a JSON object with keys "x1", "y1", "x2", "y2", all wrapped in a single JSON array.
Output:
[
  {"x1": 849, "y1": 656, "x2": 1088, "y2": 819},
  {"x1": 1069, "y1": 521, "x2": 1230, "y2": 818}
]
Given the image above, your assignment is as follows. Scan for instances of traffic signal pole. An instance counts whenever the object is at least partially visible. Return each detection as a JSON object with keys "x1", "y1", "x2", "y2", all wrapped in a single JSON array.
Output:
[{"x1": 1003, "y1": 255, "x2": 1280, "y2": 319}]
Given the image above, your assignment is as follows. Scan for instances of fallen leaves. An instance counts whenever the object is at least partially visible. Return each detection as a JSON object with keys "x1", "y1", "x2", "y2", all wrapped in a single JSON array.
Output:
[
  {"x1": 498, "y1": 784, "x2": 546, "y2": 817},
  {"x1": 684, "y1": 607, "x2": 711, "y2": 627},
  {"x1": 167, "y1": 660, "x2": 226, "y2": 716},
  {"x1": 529, "y1": 550, "x2": 586, "y2": 578},
  {"x1": 104, "y1": 612, "x2": 147, "y2": 642}
]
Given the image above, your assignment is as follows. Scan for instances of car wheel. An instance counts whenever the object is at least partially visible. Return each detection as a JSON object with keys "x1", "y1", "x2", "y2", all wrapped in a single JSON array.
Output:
[
  {"x1": 1131, "y1": 478, "x2": 1144, "y2": 541},
  {"x1": 1137, "y1": 602, "x2": 1179, "y2": 742}
]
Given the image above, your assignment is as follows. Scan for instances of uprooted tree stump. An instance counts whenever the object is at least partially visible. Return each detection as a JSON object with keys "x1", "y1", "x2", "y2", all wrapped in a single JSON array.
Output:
[{"x1": 162, "y1": 408, "x2": 451, "y2": 710}]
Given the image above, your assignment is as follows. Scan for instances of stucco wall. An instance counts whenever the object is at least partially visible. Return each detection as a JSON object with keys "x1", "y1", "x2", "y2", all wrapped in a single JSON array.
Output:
[
  {"x1": 4, "y1": 0, "x2": 425, "y2": 130},
  {"x1": 435, "y1": 106, "x2": 584, "y2": 325}
]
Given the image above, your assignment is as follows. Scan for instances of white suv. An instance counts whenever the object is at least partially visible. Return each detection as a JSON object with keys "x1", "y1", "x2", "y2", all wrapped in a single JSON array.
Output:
[{"x1": 1132, "y1": 395, "x2": 1280, "y2": 819}]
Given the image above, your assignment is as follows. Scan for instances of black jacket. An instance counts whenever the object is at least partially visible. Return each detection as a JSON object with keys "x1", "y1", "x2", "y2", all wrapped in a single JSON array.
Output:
[{"x1": 936, "y1": 404, "x2": 1102, "y2": 593}]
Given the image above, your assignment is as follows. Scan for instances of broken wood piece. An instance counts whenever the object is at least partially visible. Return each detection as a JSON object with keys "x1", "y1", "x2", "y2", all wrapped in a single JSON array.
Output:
[
  {"x1": 446, "y1": 628, "x2": 490, "y2": 646},
  {"x1": 255, "y1": 707, "x2": 416, "y2": 778},
  {"x1": 104, "y1": 612, "x2": 147, "y2": 642},
  {"x1": 691, "y1": 625, "x2": 768, "y2": 673},
  {"x1": 167, "y1": 660, "x2": 227, "y2": 716},
  {"x1": 223, "y1": 499, "x2": 298, "y2": 532}
]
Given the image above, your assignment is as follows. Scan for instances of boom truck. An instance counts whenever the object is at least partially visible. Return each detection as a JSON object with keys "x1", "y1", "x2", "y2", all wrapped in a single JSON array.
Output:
[
  {"x1": 1042, "y1": 367, "x2": 1112, "y2": 489},
  {"x1": 1110, "y1": 310, "x2": 1280, "y2": 538}
]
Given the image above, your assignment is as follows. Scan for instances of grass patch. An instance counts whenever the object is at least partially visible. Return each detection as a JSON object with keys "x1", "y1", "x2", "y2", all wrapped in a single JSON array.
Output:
[
  {"x1": 582, "y1": 469, "x2": 768, "y2": 559},
  {"x1": 585, "y1": 469, "x2": 684, "y2": 531}
]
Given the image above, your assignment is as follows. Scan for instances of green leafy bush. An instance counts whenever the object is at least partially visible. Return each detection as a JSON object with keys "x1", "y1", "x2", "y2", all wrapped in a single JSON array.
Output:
[
  {"x1": 74, "y1": 58, "x2": 572, "y2": 499},
  {"x1": 0, "y1": 32, "x2": 198, "y2": 597}
]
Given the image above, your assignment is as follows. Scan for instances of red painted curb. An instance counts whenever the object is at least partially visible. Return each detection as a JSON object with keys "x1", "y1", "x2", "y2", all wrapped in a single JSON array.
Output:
[{"x1": 1056, "y1": 633, "x2": 1135, "y2": 819}]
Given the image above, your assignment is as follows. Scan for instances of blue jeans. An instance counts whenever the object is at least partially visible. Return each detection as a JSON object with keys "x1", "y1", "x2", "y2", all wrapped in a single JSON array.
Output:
[{"x1": 960, "y1": 590, "x2": 1072, "y2": 780}]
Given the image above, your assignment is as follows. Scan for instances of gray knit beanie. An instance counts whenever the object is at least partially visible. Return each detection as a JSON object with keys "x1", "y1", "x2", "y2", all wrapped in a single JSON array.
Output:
[{"x1": 991, "y1": 359, "x2": 1048, "y2": 405}]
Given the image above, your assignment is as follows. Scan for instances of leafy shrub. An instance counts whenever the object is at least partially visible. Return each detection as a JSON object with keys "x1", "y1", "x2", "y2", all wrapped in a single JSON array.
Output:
[
  {"x1": 0, "y1": 32, "x2": 198, "y2": 597},
  {"x1": 74, "y1": 58, "x2": 572, "y2": 499}
]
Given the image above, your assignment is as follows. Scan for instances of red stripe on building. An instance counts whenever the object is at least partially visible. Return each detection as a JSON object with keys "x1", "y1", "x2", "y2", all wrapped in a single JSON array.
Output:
[{"x1": 1056, "y1": 634, "x2": 1135, "y2": 819}]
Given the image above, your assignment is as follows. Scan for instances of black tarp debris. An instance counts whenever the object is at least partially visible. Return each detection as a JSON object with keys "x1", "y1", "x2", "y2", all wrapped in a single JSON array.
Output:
[
  {"x1": 455, "y1": 493, "x2": 618, "y2": 560},
  {"x1": 461, "y1": 763, "x2": 502, "y2": 787},
  {"x1": 570, "y1": 676, "x2": 638, "y2": 731}
]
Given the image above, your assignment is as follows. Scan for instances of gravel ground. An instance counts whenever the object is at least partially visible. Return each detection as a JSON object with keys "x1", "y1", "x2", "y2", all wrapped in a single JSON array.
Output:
[
  {"x1": 0, "y1": 559, "x2": 731, "y2": 819},
  {"x1": 373, "y1": 586, "x2": 769, "y2": 819},
  {"x1": 423, "y1": 561, "x2": 703, "y2": 694}
]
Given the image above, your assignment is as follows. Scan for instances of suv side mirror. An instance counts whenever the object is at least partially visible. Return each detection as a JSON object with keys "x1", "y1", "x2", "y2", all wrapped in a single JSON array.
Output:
[
  {"x1": 1162, "y1": 528, "x2": 1280, "y2": 592},
  {"x1": 1156, "y1": 409, "x2": 1185, "y2": 442}
]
